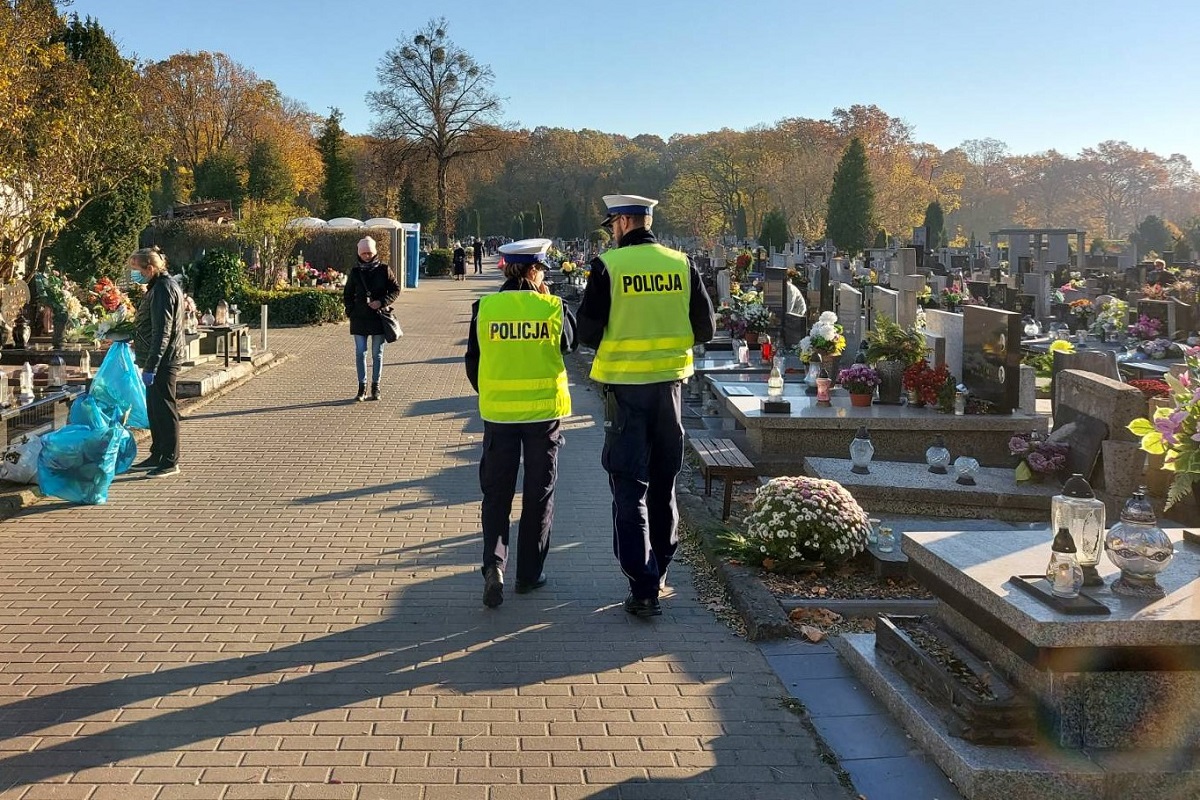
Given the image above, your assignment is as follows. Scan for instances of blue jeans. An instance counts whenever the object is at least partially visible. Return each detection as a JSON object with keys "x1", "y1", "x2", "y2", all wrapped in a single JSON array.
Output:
[{"x1": 353, "y1": 334, "x2": 385, "y2": 383}]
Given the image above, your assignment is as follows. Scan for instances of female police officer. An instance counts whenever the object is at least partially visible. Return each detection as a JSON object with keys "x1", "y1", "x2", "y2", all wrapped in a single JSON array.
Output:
[{"x1": 465, "y1": 238, "x2": 578, "y2": 608}]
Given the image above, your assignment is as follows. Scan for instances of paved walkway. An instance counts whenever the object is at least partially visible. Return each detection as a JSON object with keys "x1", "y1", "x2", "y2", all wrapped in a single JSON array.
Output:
[{"x1": 0, "y1": 270, "x2": 850, "y2": 800}]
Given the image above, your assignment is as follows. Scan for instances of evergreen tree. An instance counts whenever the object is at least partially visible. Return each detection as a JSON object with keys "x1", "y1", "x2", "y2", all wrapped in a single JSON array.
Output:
[
  {"x1": 473, "y1": 208, "x2": 481, "y2": 240},
  {"x1": 1129, "y1": 215, "x2": 1177, "y2": 258},
  {"x1": 510, "y1": 213, "x2": 525, "y2": 240},
  {"x1": 535, "y1": 201, "x2": 544, "y2": 237},
  {"x1": 824, "y1": 137, "x2": 875, "y2": 254},
  {"x1": 317, "y1": 109, "x2": 359, "y2": 219},
  {"x1": 49, "y1": 181, "x2": 151, "y2": 286},
  {"x1": 557, "y1": 199, "x2": 582, "y2": 240},
  {"x1": 151, "y1": 158, "x2": 182, "y2": 215},
  {"x1": 734, "y1": 204, "x2": 748, "y2": 240},
  {"x1": 872, "y1": 229, "x2": 888, "y2": 249},
  {"x1": 922, "y1": 200, "x2": 945, "y2": 251},
  {"x1": 398, "y1": 177, "x2": 433, "y2": 227},
  {"x1": 49, "y1": 15, "x2": 153, "y2": 286},
  {"x1": 193, "y1": 150, "x2": 244, "y2": 209},
  {"x1": 246, "y1": 140, "x2": 295, "y2": 204},
  {"x1": 758, "y1": 209, "x2": 790, "y2": 251}
]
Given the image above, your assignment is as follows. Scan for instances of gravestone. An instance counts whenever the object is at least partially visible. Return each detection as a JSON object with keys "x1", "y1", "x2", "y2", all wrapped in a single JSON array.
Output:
[
  {"x1": 961, "y1": 305, "x2": 1021, "y2": 413},
  {"x1": 869, "y1": 285, "x2": 899, "y2": 327},
  {"x1": 716, "y1": 270, "x2": 732, "y2": 306},
  {"x1": 1018, "y1": 364, "x2": 1036, "y2": 414},
  {"x1": 923, "y1": 309, "x2": 964, "y2": 379},
  {"x1": 1053, "y1": 370, "x2": 1145, "y2": 486},
  {"x1": 1137, "y1": 299, "x2": 1177, "y2": 338},
  {"x1": 1048, "y1": 234, "x2": 1070, "y2": 269},
  {"x1": 950, "y1": 255, "x2": 969, "y2": 272},
  {"x1": 922, "y1": 331, "x2": 946, "y2": 369},
  {"x1": 966, "y1": 280, "x2": 989, "y2": 304},
  {"x1": 837, "y1": 284, "x2": 864, "y2": 358},
  {"x1": 929, "y1": 275, "x2": 947, "y2": 295},
  {"x1": 762, "y1": 266, "x2": 789, "y2": 323}
]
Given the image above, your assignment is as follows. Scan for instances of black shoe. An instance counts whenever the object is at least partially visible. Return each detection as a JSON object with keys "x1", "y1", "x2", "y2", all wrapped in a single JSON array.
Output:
[
  {"x1": 482, "y1": 566, "x2": 504, "y2": 608},
  {"x1": 355, "y1": 383, "x2": 367, "y2": 402},
  {"x1": 623, "y1": 593, "x2": 662, "y2": 618},
  {"x1": 515, "y1": 573, "x2": 547, "y2": 594},
  {"x1": 368, "y1": 383, "x2": 380, "y2": 401},
  {"x1": 131, "y1": 455, "x2": 160, "y2": 471},
  {"x1": 147, "y1": 464, "x2": 180, "y2": 479}
]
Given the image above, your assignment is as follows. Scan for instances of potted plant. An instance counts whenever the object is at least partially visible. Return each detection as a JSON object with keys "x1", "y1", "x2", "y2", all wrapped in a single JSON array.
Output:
[
  {"x1": 838, "y1": 364, "x2": 880, "y2": 407},
  {"x1": 797, "y1": 311, "x2": 846, "y2": 387},
  {"x1": 723, "y1": 476, "x2": 871, "y2": 571},
  {"x1": 864, "y1": 315, "x2": 927, "y2": 404}
]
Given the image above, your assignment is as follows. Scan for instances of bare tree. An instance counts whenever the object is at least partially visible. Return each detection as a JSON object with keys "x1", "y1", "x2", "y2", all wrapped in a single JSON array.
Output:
[{"x1": 368, "y1": 18, "x2": 503, "y2": 246}]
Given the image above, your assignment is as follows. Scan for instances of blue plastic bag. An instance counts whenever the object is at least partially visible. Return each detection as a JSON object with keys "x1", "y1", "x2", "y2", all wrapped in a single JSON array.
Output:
[
  {"x1": 66, "y1": 393, "x2": 138, "y2": 475},
  {"x1": 37, "y1": 424, "x2": 124, "y2": 505},
  {"x1": 91, "y1": 342, "x2": 149, "y2": 429}
]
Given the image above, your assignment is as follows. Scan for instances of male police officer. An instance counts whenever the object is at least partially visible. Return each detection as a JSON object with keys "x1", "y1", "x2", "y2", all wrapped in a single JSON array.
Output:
[
  {"x1": 466, "y1": 238, "x2": 577, "y2": 608},
  {"x1": 577, "y1": 195, "x2": 716, "y2": 617}
]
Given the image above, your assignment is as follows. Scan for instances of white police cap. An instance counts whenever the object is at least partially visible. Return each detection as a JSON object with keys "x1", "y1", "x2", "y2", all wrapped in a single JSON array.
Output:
[
  {"x1": 497, "y1": 237, "x2": 552, "y2": 265},
  {"x1": 602, "y1": 194, "x2": 658, "y2": 228}
]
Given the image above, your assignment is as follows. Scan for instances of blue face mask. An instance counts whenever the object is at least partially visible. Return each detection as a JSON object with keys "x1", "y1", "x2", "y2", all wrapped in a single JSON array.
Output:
[{"x1": 130, "y1": 268, "x2": 147, "y2": 285}]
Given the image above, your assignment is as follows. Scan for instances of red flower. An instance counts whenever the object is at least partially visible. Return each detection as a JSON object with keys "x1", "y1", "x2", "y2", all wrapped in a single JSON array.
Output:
[{"x1": 1128, "y1": 378, "x2": 1171, "y2": 399}]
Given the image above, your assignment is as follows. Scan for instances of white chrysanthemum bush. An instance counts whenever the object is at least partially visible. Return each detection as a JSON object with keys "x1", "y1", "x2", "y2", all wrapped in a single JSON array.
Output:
[{"x1": 736, "y1": 476, "x2": 871, "y2": 568}]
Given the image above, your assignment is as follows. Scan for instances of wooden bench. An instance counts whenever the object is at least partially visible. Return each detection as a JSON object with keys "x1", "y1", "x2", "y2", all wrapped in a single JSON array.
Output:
[{"x1": 688, "y1": 437, "x2": 758, "y2": 521}]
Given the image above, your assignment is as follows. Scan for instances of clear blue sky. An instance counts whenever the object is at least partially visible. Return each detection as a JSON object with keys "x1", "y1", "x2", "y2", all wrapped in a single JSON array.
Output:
[{"x1": 70, "y1": 0, "x2": 1200, "y2": 164}]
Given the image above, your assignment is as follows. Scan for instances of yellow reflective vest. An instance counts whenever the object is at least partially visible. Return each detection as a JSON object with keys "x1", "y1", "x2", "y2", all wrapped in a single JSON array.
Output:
[
  {"x1": 477, "y1": 291, "x2": 571, "y2": 423},
  {"x1": 590, "y1": 244, "x2": 694, "y2": 385}
]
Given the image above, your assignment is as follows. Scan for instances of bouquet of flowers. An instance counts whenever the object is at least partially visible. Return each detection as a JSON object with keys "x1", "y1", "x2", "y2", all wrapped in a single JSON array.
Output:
[
  {"x1": 1095, "y1": 298, "x2": 1128, "y2": 329},
  {"x1": 851, "y1": 270, "x2": 878, "y2": 289},
  {"x1": 561, "y1": 261, "x2": 576, "y2": 275},
  {"x1": 728, "y1": 476, "x2": 871, "y2": 569},
  {"x1": 1128, "y1": 378, "x2": 1172, "y2": 400},
  {"x1": 798, "y1": 311, "x2": 846, "y2": 363},
  {"x1": 1139, "y1": 338, "x2": 1181, "y2": 360},
  {"x1": 1068, "y1": 298, "x2": 1093, "y2": 321},
  {"x1": 1060, "y1": 272, "x2": 1085, "y2": 291},
  {"x1": 1141, "y1": 283, "x2": 1169, "y2": 300},
  {"x1": 717, "y1": 289, "x2": 774, "y2": 337},
  {"x1": 917, "y1": 284, "x2": 932, "y2": 306},
  {"x1": 1009, "y1": 433, "x2": 1069, "y2": 481},
  {"x1": 1128, "y1": 314, "x2": 1163, "y2": 341},
  {"x1": 940, "y1": 283, "x2": 963, "y2": 307},
  {"x1": 1129, "y1": 348, "x2": 1200, "y2": 505},
  {"x1": 902, "y1": 359, "x2": 951, "y2": 406},
  {"x1": 837, "y1": 364, "x2": 880, "y2": 395},
  {"x1": 318, "y1": 268, "x2": 344, "y2": 287}
]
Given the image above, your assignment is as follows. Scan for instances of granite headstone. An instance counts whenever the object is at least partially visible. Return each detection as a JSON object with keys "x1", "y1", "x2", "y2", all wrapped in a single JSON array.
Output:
[{"x1": 962, "y1": 305, "x2": 1021, "y2": 413}]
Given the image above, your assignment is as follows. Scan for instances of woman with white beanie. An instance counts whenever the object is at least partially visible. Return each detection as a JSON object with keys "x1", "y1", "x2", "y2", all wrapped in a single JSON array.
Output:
[{"x1": 342, "y1": 236, "x2": 400, "y2": 401}]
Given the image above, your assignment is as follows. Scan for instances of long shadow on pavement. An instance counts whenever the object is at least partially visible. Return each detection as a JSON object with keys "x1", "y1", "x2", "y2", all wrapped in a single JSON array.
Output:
[{"x1": 0, "y1": 534, "x2": 847, "y2": 799}]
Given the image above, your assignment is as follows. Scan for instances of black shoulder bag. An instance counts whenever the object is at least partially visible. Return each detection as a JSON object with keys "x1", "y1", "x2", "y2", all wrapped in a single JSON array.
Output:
[{"x1": 358, "y1": 270, "x2": 402, "y2": 343}]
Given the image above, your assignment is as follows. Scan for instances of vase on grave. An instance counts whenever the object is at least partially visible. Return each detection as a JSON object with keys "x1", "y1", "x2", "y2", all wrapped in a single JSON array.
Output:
[
  {"x1": 745, "y1": 331, "x2": 759, "y2": 346},
  {"x1": 849, "y1": 393, "x2": 873, "y2": 408},
  {"x1": 875, "y1": 359, "x2": 904, "y2": 404}
]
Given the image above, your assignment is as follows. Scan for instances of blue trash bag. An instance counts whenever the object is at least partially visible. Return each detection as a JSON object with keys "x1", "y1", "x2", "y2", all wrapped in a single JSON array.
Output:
[
  {"x1": 68, "y1": 393, "x2": 113, "y2": 429},
  {"x1": 114, "y1": 428, "x2": 136, "y2": 475},
  {"x1": 37, "y1": 423, "x2": 124, "y2": 505},
  {"x1": 91, "y1": 342, "x2": 149, "y2": 429}
]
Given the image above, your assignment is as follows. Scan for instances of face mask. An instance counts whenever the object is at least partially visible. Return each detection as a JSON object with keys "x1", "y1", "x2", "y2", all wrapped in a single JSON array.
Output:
[{"x1": 130, "y1": 269, "x2": 147, "y2": 284}]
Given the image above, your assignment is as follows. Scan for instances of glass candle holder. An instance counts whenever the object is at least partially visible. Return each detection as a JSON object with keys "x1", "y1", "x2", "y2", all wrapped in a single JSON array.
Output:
[{"x1": 877, "y1": 526, "x2": 896, "y2": 553}]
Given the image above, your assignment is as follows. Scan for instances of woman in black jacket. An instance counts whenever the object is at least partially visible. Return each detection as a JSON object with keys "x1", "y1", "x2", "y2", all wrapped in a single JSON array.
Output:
[{"x1": 343, "y1": 236, "x2": 401, "y2": 401}]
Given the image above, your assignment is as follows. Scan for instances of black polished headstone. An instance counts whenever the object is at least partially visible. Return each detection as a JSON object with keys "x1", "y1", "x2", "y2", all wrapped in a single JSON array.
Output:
[
  {"x1": 962, "y1": 306, "x2": 1021, "y2": 413},
  {"x1": 763, "y1": 266, "x2": 789, "y2": 323},
  {"x1": 1017, "y1": 294, "x2": 1037, "y2": 318},
  {"x1": 1137, "y1": 299, "x2": 1174, "y2": 338},
  {"x1": 967, "y1": 281, "x2": 989, "y2": 302},
  {"x1": 951, "y1": 255, "x2": 969, "y2": 271},
  {"x1": 1017, "y1": 256, "x2": 1031, "y2": 274}
]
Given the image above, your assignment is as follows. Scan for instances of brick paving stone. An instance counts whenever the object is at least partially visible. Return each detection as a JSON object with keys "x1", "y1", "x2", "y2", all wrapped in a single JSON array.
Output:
[{"x1": 0, "y1": 274, "x2": 851, "y2": 799}]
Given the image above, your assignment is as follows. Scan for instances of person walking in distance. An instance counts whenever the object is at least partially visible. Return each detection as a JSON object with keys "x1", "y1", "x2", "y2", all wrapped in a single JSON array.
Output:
[
  {"x1": 465, "y1": 238, "x2": 578, "y2": 608},
  {"x1": 577, "y1": 195, "x2": 716, "y2": 617},
  {"x1": 343, "y1": 236, "x2": 400, "y2": 401},
  {"x1": 473, "y1": 238, "x2": 484, "y2": 274}
]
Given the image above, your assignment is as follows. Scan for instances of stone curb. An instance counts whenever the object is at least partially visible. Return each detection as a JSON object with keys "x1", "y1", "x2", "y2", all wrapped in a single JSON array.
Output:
[
  {"x1": 0, "y1": 352, "x2": 294, "y2": 522},
  {"x1": 677, "y1": 490, "x2": 793, "y2": 641},
  {"x1": 780, "y1": 597, "x2": 937, "y2": 616}
]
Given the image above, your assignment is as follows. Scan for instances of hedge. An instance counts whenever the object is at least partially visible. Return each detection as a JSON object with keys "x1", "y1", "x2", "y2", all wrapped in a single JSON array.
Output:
[
  {"x1": 141, "y1": 220, "x2": 397, "y2": 274},
  {"x1": 425, "y1": 248, "x2": 452, "y2": 276},
  {"x1": 237, "y1": 286, "x2": 346, "y2": 326}
]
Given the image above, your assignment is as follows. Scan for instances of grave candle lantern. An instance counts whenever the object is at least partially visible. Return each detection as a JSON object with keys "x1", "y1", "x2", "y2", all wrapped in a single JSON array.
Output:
[
  {"x1": 1105, "y1": 486, "x2": 1173, "y2": 598},
  {"x1": 925, "y1": 435, "x2": 950, "y2": 474},
  {"x1": 1051, "y1": 473, "x2": 1106, "y2": 586},
  {"x1": 849, "y1": 427, "x2": 873, "y2": 474},
  {"x1": 48, "y1": 356, "x2": 66, "y2": 389},
  {"x1": 1045, "y1": 527, "x2": 1084, "y2": 598},
  {"x1": 953, "y1": 455, "x2": 979, "y2": 486}
]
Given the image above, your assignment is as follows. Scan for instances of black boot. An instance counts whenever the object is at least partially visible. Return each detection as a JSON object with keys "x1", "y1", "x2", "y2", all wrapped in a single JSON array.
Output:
[
  {"x1": 369, "y1": 382, "x2": 380, "y2": 401},
  {"x1": 355, "y1": 383, "x2": 367, "y2": 402}
]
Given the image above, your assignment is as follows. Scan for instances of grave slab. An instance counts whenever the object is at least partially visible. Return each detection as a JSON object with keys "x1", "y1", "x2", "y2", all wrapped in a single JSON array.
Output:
[{"x1": 803, "y1": 457, "x2": 1057, "y2": 522}]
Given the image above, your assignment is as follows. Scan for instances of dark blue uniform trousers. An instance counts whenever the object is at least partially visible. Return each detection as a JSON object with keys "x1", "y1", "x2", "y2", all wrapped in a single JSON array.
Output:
[
  {"x1": 602, "y1": 382, "x2": 684, "y2": 600},
  {"x1": 479, "y1": 419, "x2": 563, "y2": 584}
]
